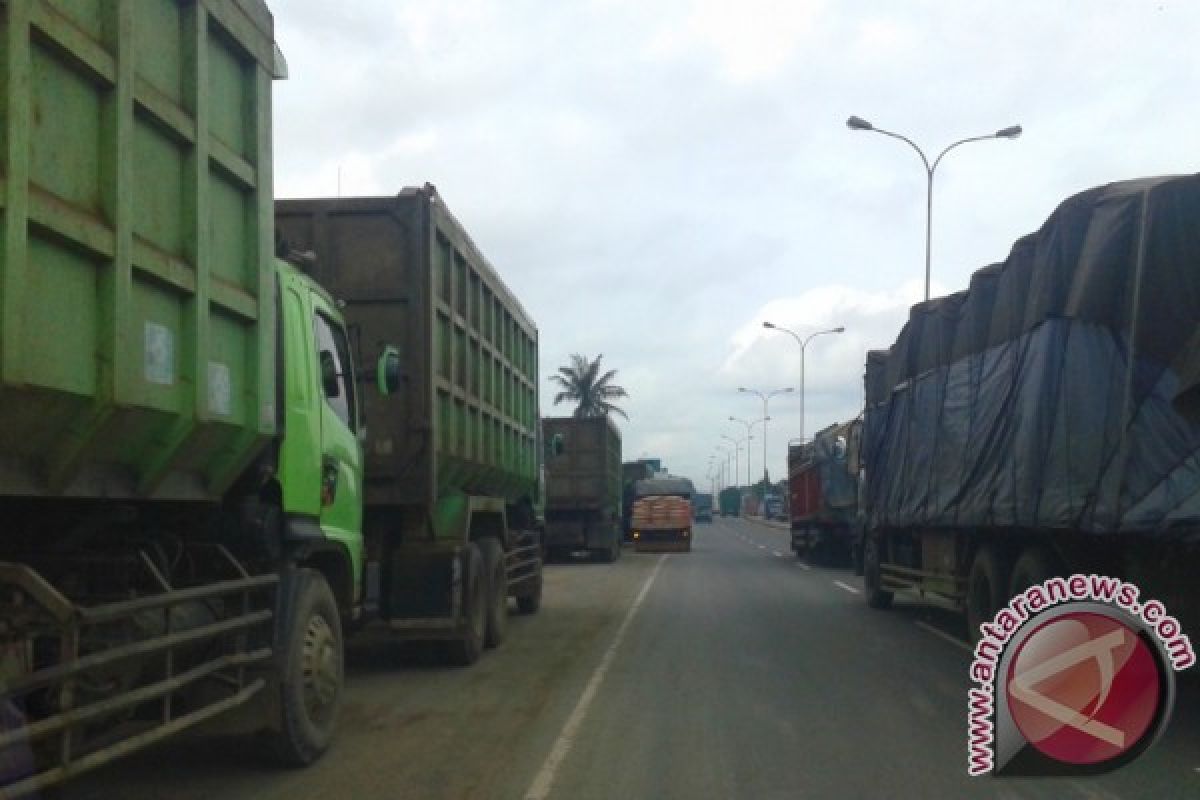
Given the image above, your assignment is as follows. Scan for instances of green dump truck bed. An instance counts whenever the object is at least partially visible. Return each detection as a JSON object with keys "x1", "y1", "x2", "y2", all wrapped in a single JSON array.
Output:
[
  {"x1": 543, "y1": 416, "x2": 621, "y2": 512},
  {"x1": 275, "y1": 188, "x2": 540, "y2": 514},
  {"x1": 0, "y1": 0, "x2": 279, "y2": 502}
]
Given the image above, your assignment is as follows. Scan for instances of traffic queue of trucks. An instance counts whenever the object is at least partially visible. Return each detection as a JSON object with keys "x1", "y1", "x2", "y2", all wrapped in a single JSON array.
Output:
[
  {"x1": 813, "y1": 174, "x2": 1200, "y2": 646},
  {"x1": 0, "y1": 2, "x2": 643, "y2": 795}
]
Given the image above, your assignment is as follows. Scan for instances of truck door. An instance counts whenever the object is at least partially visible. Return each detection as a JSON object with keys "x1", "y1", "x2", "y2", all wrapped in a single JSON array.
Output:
[{"x1": 311, "y1": 302, "x2": 364, "y2": 551}]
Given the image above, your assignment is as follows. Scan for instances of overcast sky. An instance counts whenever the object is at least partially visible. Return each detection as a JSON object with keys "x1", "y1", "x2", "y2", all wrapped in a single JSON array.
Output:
[{"x1": 271, "y1": 0, "x2": 1200, "y2": 490}]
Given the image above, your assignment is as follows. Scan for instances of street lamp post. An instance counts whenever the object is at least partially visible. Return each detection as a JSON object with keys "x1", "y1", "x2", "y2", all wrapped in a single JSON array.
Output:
[
  {"x1": 720, "y1": 434, "x2": 745, "y2": 487},
  {"x1": 717, "y1": 446, "x2": 734, "y2": 493},
  {"x1": 846, "y1": 115, "x2": 1022, "y2": 301},
  {"x1": 738, "y1": 387, "x2": 793, "y2": 488},
  {"x1": 762, "y1": 323, "x2": 844, "y2": 445},
  {"x1": 728, "y1": 415, "x2": 766, "y2": 486}
]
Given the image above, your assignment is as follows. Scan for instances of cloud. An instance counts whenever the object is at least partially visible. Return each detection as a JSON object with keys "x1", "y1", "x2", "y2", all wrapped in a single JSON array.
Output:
[
  {"x1": 645, "y1": 0, "x2": 826, "y2": 83},
  {"x1": 269, "y1": 0, "x2": 1200, "y2": 488}
]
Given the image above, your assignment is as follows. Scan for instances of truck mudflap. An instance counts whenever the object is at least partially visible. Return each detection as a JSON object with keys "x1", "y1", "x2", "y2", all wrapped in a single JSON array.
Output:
[{"x1": 0, "y1": 546, "x2": 277, "y2": 798}]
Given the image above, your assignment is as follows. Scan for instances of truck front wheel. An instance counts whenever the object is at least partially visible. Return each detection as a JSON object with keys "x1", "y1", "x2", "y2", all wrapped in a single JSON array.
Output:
[
  {"x1": 480, "y1": 538, "x2": 508, "y2": 649},
  {"x1": 270, "y1": 568, "x2": 342, "y2": 766}
]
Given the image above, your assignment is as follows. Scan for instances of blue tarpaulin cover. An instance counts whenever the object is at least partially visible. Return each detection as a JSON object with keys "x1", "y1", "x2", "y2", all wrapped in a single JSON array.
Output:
[{"x1": 863, "y1": 174, "x2": 1200, "y2": 535}]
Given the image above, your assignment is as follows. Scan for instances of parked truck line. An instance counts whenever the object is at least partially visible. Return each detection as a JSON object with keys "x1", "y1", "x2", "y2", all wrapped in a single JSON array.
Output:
[
  {"x1": 0, "y1": 4, "x2": 549, "y2": 795},
  {"x1": 856, "y1": 174, "x2": 1200, "y2": 645}
]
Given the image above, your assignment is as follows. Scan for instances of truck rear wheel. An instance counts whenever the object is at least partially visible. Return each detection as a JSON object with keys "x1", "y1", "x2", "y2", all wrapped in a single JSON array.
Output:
[
  {"x1": 480, "y1": 538, "x2": 508, "y2": 649},
  {"x1": 966, "y1": 546, "x2": 1009, "y2": 645},
  {"x1": 1009, "y1": 546, "x2": 1060, "y2": 597},
  {"x1": 863, "y1": 532, "x2": 893, "y2": 609},
  {"x1": 446, "y1": 544, "x2": 486, "y2": 666},
  {"x1": 269, "y1": 569, "x2": 342, "y2": 766}
]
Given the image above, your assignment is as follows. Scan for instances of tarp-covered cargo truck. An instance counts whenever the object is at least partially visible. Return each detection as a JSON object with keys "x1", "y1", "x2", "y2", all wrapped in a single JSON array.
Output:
[
  {"x1": 692, "y1": 493, "x2": 714, "y2": 523},
  {"x1": 275, "y1": 189, "x2": 545, "y2": 664},
  {"x1": 543, "y1": 417, "x2": 622, "y2": 562},
  {"x1": 0, "y1": 2, "x2": 395, "y2": 793},
  {"x1": 630, "y1": 478, "x2": 694, "y2": 552},
  {"x1": 789, "y1": 421, "x2": 861, "y2": 564},
  {"x1": 858, "y1": 174, "x2": 1200, "y2": 644}
]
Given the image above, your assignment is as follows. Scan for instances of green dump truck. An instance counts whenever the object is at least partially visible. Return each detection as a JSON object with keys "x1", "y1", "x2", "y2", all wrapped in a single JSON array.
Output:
[
  {"x1": 0, "y1": 1, "x2": 389, "y2": 793},
  {"x1": 542, "y1": 416, "x2": 622, "y2": 562},
  {"x1": 275, "y1": 189, "x2": 546, "y2": 654},
  {"x1": 0, "y1": 3, "x2": 545, "y2": 796}
]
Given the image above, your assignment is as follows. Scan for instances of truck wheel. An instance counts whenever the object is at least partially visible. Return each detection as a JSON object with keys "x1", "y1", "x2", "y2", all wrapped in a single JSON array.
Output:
[
  {"x1": 446, "y1": 544, "x2": 486, "y2": 666},
  {"x1": 516, "y1": 568, "x2": 543, "y2": 615},
  {"x1": 480, "y1": 538, "x2": 508, "y2": 649},
  {"x1": 596, "y1": 531, "x2": 620, "y2": 564},
  {"x1": 1009, "y1": 546, "x2": 1060, "y2": 597},
  {"x1": 863, "y1": 532, "x2": 893, "y2": 609},
  {"x1": 966, "y1": 547, "x2": 1009, "y2": 646},
  {"x1": 269, "y1": 569, "x2": 342, "y2": 766}
]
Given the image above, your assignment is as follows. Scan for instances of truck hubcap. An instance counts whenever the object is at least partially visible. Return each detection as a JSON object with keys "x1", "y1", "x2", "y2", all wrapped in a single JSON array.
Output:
[{"x1": 302, "y1": 614, "x2": 339, "y2": 722}]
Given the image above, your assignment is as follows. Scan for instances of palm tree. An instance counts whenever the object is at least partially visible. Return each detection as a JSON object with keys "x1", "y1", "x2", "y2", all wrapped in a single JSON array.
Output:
[{"x1": 550, "y1": 353, "x2": 629, "y2": 419}]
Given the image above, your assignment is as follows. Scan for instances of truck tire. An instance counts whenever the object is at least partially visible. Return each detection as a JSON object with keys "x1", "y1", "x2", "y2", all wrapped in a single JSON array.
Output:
[
  {"x1": 516, "y1": 568, "x2": 542, "y2": 615},
  {"x1": 446, "y1": 544, "x2": 486, "y2": 666},
  {"x1": 863, "y1": 532, "x2": 893, "y2": 609},
  {"x1": 1009, "y1": 546, "x2": 1060, "y2": 597},
  {"x1": 966, "y1": 547, "x2": 1009, "y2": 646},
  {"x1": 595, "y1": 529, "x2": 621, "y2": 563},
  {"x1": 480, "y1": 538, "x2": 508, "y2": 649},
  {"x1": 269, "y1": 568, "x2": 343, "y2": 766}
]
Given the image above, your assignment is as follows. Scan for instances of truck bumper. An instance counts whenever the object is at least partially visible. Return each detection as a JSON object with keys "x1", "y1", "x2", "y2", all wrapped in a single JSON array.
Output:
[{"x1": 632, "y1": 529, "x2": 692, "y2": 552}]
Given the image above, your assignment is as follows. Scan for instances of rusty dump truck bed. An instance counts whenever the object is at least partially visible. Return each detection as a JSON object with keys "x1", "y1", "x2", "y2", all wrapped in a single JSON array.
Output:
[{"x1": 276, "y1": 188, "x2": 541, "y2": 516}]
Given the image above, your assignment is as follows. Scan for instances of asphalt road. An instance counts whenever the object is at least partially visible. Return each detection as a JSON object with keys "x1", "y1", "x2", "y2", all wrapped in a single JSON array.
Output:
[{"x1": 65, "y1": 517, "x2": 1200, "y2": 799}]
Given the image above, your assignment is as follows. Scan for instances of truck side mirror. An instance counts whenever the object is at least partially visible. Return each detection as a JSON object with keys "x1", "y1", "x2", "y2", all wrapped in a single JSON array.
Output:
[
  {"x1": 377, "y1": 346, "x2": 401, "y2": 395},
  {"x1": 319, "y1": 351, "x2": 340, "y2": 398}
]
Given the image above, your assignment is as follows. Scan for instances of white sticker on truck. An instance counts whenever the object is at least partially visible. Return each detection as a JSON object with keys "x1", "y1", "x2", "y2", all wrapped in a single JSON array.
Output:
[
  {"x1": 144, "y1": 322, "x2": 174, "y2": 385},
  {"x1": 208, "y1": 362, "x2": 232, "y2": 416}
]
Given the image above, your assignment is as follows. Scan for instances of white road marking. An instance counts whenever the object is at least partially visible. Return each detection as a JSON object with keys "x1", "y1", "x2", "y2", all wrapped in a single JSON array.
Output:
[
  {"x1": 915, "y1": 621, "x2": 973, "y2": 654},
  {"x1": 833, "y1": 580, "x2": 861, "y2": 595},
  {"x1": 795, "y1": 562, "x2": 811, "y2": 571},
  {"x1": 772, "y1": 551, "x2": 784, "y2": 557},
  {"x1": 757, "y1": 544, "x2": 766, "y2": 550},
  {"x1": 524, "y1": 554, "x2": 668, "y2": 800}
]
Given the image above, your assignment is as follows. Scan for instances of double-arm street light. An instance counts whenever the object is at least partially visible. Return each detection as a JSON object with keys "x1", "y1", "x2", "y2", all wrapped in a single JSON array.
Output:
[
  {"x1": 728, "y1": 415, "x2": 765, "y2": 486},
  {"x1": 738, "y1": 387, "x2": 793, "y2": 486},
  {"x1": 845, "y1": 115, "x2": 1022, "y2": 301},
  {"x1": 762, "y1": 323, "x2": 844, "y2": 445}
]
